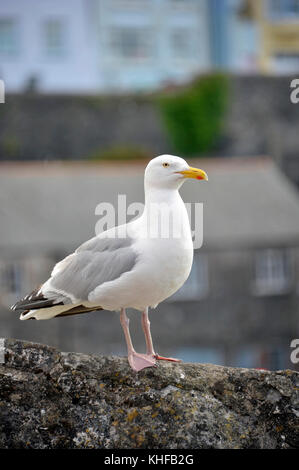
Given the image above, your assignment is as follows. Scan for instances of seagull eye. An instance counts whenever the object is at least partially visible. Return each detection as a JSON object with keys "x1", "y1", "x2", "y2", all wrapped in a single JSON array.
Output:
[{"x1": 162, "y1": 163, "x2": 170, "y2": 168}]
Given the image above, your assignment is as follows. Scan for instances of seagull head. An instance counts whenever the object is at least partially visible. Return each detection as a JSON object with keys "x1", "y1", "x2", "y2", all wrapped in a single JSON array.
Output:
[{"x1": 144, "y1": 154, "x2": 208, "y2": 190}]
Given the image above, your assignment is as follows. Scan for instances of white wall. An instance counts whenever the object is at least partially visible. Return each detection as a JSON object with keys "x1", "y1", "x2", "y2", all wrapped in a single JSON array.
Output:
[{"x1": 0, "y1": 0, "x2": 100, "y2": 93}]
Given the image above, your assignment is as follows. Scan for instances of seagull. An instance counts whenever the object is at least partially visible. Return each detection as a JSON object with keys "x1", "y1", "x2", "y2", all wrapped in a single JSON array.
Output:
[{"x1": 11, "y1": 155, "x2": 208, "y2": 371}]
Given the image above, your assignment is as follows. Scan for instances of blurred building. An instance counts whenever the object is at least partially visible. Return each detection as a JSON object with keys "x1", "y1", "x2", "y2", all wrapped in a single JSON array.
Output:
[
  {"x1": 209, "y1": 0, "x2": 257, "y2": 71},
  {"x1": 0, "y1": 0, "x2": 99, "y2": 93},
  {"x1": 0, "y1": 0, "x2": 257, "y2": 93},
  {"x1": 0, "y1": 157, "x2": 298, "y2": 371},
  {"x1": 246, "y1": 0, "x2": 299, "y2": 73}
]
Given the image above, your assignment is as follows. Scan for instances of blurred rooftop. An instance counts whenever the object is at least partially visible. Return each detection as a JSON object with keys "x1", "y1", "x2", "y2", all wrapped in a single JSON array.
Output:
[{"x1": 1, "y1": 157, "x2": 299, "y2": 253}]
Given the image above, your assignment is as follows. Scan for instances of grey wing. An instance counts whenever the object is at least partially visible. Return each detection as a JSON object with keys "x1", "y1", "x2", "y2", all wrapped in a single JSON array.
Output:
[
  {"x1": 75, "y1": 234, "x2": 132, "y2": 253},
  {"x1": 49, "y1": 234, "x2": 137, "y2": 301}
]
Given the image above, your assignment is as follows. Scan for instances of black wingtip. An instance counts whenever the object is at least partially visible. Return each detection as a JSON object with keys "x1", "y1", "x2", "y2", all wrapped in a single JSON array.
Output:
[{"x1": 10, "y1": 286, "x2": 61, "y2": 312}]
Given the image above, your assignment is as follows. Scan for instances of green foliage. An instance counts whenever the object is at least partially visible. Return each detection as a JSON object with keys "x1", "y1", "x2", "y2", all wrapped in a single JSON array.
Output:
[
  {"x1": 157, "y1": 74, "x2": 229, "y2": 156},
  {"x1": 89, "y1": 144, "x2": 151, "y2": 161},
  {"x1": 2, "y1": 135, "x2": 20, "y2": 158}
]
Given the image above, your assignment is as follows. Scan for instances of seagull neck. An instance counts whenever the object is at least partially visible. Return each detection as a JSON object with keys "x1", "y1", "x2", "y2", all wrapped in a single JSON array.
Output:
[{"x1": 144, "y1": 186, "x2": 181, "y2": 208}]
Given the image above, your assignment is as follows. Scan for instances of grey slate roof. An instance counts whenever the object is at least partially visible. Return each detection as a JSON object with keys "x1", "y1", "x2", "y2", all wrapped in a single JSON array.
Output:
[{"x1": 1, "y1": 157, "x2": 299, "y2": 253}]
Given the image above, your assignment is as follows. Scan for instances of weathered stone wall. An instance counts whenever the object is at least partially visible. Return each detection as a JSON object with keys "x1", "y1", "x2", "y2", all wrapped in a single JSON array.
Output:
[
  {"x1": 1, "y1": 76, "x2": 299, "y2": 174},
  {"x1": 0, "y1": 338, "x2": 298, "y2": 449},
  {"x1": 223, "y1": 75, "x2": 299, "y2": 184},
  {"x1": 0, "y1": 94, "x2": 168, "y2": 160}
]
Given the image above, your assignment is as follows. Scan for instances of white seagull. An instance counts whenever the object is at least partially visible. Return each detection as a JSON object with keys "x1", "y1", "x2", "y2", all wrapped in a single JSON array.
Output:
[{"x1": 11, "y1": 155, "x2": 208, "y2": 371}]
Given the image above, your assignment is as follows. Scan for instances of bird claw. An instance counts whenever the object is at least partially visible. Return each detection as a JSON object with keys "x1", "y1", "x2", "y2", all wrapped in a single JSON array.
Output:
[{"x1": 128, "y1": 352, "x2": 157, "y2": 372}]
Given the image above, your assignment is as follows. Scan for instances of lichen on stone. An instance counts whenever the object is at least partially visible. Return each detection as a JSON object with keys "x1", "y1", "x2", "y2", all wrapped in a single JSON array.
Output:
[{"x1": 0, "y1": 338, "x2": 298, "y2": 449}]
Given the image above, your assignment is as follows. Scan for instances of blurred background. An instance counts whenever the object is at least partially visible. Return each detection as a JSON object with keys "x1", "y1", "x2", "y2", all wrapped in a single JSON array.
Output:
[{"x1": 0, "y1": 0, "x2": 299, "y2": 371}]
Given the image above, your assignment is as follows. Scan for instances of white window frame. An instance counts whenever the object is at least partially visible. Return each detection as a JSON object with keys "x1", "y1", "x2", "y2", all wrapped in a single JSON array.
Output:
[
  {"x1": 42, "y1": 18, "x2": 67, "y2": 58},
  {"x1": 109, "y1": 26, "x2": 153, "y2": 60},
  {"x1": 252, "y1": 248, "x2": 293, "y2": 296},
  {"x1": 0, "y1": 17, "x2": 19, "y2": 56},
  {"x1": 171, "y1": 28, "x2": 197, "y2": 60},
  {"x1": 0, "y1": 260, "x2": 23, "y2": 297}
]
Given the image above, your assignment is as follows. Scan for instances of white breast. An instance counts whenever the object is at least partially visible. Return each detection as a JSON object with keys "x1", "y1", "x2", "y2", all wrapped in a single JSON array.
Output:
[{"x1": 89, "y1": 191, "x2": 194, "y2": 311}]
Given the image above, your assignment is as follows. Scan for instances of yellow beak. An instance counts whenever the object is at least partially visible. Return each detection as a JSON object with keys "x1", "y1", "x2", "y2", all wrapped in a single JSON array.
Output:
[{"x1": 179, "y1": 167, "x2": 208, "y2": 181}]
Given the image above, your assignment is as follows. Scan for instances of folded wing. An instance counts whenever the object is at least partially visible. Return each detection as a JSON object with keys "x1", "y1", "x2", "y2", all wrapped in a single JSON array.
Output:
[{"x1": 11, "y1": 234, "x2": 137, "y2": 319}]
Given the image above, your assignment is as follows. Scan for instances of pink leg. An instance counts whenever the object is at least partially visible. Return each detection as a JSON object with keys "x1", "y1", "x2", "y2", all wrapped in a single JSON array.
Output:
[
  {"x1": 141, "y1": 308, "x2": 155, "y2": 356},
  {"x1": 120, "y1": 308, "x2": 156, "y2": 372},
  {"x1": 141, "y1": 309, "x2": 181, "y2": 364}
]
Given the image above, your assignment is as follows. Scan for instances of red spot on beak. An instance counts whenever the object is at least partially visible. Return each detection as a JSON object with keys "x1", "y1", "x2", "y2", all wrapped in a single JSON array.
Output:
[{"x1": 196, "y1": 176, "x2": 204, "y2": 180}]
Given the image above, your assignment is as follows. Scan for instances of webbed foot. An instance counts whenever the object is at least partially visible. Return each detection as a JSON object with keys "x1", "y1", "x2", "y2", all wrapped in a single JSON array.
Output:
[{"x1": 128, "y1": 352, "x2": 157, "y2": 372}]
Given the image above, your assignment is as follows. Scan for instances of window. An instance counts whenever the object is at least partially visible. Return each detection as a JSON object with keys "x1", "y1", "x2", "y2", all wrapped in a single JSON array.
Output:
[
  {"x1": 110, "y1": 27, "x2": 152, "y2": 59},
  {"x1": 273, "y1": 53, "x2": 299, "y2": 73},
  {"x1": 0, "y1": 261, "x2": 23, "y2": 296},
  {"x1": 171, "y1": 30, "x2": 195, "y2": 59},
  {"x1": 169, "y1": 0, "x2": 195, "y2": 4},
  {"x1": 268, "y1": 0, "x2": 299, "y2": 19},
  {"x1": 0, "y1": 18, "x2": 18, "y2": 55},
  {"x1": 168, "y1": 254, "x2": 209, "y2": 302},
  {"x1": 253, "y1": 249, "x2": 293, "y2": 296},
  {"x1": 43, "y1": 18, "x2": 66, "y2": 57}
]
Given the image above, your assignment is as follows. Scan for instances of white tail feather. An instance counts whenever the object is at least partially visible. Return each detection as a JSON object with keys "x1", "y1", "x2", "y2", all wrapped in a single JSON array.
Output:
[{"x1": 20, "y1": 303, "x2": 80, "y2": 321}]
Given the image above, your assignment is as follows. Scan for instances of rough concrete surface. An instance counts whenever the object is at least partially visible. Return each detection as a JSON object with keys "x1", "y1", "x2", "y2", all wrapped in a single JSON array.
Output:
[{"x1": 0, "y1": 338, "x2": 298, "y2": 449}]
